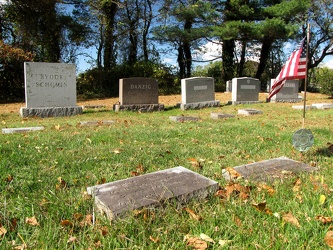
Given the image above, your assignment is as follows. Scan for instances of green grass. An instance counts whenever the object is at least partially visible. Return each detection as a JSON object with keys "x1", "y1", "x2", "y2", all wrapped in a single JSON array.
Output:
[{"x1": 1, "y1": 97, "x2": 333, "y2": 249}]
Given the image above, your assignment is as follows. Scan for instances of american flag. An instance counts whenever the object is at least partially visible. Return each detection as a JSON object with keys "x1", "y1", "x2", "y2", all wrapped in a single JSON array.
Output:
[{"x1": 268, "y1": 38, "x2": 307, "y2": 100}]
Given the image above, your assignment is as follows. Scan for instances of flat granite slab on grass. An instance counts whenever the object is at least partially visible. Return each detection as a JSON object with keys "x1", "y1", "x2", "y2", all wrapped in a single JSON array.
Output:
[
  {"x1": 312, "y1": 103, "x2": 333, "y2": 109},
  {"x1": 87, "y1": 166, "x2": 218, "y2": 220},
  {"x1": 238, "y1": 109, "x2": 263, "y2": 115},
  {"x1": 210, "y1": 113, "x2": 235, "y2": 119},
  {"x1": 169, "y1": 116, "x2": 201, "y2": 122},
  {"x1": 222, "y1": 157, "x2": 317, "y2": 182},
  {"x1": 2, "y1": 126, "x2": 44, "y2": 134}
]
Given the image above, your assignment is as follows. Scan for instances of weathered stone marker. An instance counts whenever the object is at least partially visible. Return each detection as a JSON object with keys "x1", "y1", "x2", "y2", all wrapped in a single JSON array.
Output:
[
  {"x1": 80, "y1": 120, "x2": 115, "y2": 126},
  {"x1": 2, "y1": 127, "x2": 44, "y2": 134},
  {"x1": 87, "y1": 166, "x2": 218, "y2": 220},
  {"x1": 270, "y1": 79, "x2": 302, "y2": 103},
  {"x1": 238, "y1": 109, "x2": 263, "y2": 115},
  {"x1": 180, "y1": 77, "x2": 220, "y2": 110},
  {"x1": 231, "y1": 77, "x2": 260, "y2": 104},
  {"x1": 169, "y1": 116, "x2": 201, "y2": 122},
  {"x1": 114, "y1": 77, "x2": 164, "y2": 112},
  {"x1": 222, "y1": 157, "x2": 317, "y2": 182},
  {"x1": 20, "y1": 62, "x2": 83, "y2": 117},
  {"x1": 210, "y1": 113, "x2": 235, "y2": 119},
  {"x1": 312, "y1": 103, "x2": 333, "y2": 109}
]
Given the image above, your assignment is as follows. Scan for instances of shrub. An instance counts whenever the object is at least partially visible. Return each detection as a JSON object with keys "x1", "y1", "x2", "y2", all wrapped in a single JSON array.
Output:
[{"x1": 315, "y1": 67, "x2": 333, "y2": 98}]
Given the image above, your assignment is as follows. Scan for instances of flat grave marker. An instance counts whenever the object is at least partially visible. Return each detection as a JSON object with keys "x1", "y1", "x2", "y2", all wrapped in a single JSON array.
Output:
[
  {"x1": 87, "y1": 166, "x2": 218, "y2": 220},
  {"x1": 20, "y1": 62, "x2": 82, "y2": 117},
  {"x1": 210, "y1": 113, "x2": 235, "y2": 119},
  {"x1": 292, "y1": 105, "x2": 315, "y2": 110},
  {"x1": 180, "y1": 77, "x2": 220, "y2": 110},
  {"x1": 169, "y1": 116, "x2": 201, "y2": 122},
  {"x1": 312, "y1": 103, "x2": 333, "y2": 109},
  {"x1": 238, "y1": 109, "x2": 263, "y2": 115},
  {"x1": 231, "y1": 77, "x2": 260, "y2": 104},
  {"x1": 2, "y1": 126, "x2": 44, "y2": 134},
  {"x1": 222, "y1": 157, "x2": 317, "y2": 182},
  {"x1": 114, "y1": 77, "x2": 164, "y2": 112}
]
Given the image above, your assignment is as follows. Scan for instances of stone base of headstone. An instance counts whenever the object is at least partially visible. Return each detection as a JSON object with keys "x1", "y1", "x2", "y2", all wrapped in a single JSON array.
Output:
[
  {"x1": 87, "y1": 166, "x2": 218, "y2": 220},
  {"x1": 180, "y1": 100, "x2": 220, "y2": 110},
  {"x1": 210, "y1": 113, "x2": 235, "y2": 119},
  {"x1": 292, "y1": 105, "x2": 315, "y2": 110},
  {"x1": 113, "y1": 104, "x2": 164, "y2": 112},
  {"x1": 2, "y1": 126, "x2": 44, "y2": 134},
  {"x1": 169, "y1": 116, "x2": 201, "y2": 122},
  {"x1": 80, "y1": 120, "x2": 115, "y2": 126},
  {"x1": 222, "y1": 157, "x2": 317, "y2": 182},
  {"x1": 238, "y1": 109, "x2": 263, "y2": 115},
  {"x1": 83, "y1": 105, "x2": 107, "y2": 109},
  {"x1": 270, "y1": 97, "x2": 302, "y2": 103},
  {"x1": 228, "y1": 101, "x2": 262, "y2": 105},
  {"x1": 312, "y1": 103, "x2": 333, "y2": 109},
  {"x1": 20, "y1": 106, "x2": 83, "y2": 118}
]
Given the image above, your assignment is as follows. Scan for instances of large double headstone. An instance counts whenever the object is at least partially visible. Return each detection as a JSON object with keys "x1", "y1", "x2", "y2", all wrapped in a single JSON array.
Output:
[
  {"x1": 114, "y1": 77, "x2": 164, "y2": 112},
  {"x1": 20, "y1": 62, "x2": 82, "y2": 118},
  {"x1": 180, "y1": 77, "x2": 220, "y2": 110},
  {"x1": 270, "y1": 79, "x2": 302, "y2": 103},
  {"x1": 231, "y1": 77, "x2": 260, "y2": 104}
]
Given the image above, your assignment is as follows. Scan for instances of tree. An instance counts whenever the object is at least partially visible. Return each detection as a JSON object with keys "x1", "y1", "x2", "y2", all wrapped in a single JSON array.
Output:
[{"x1": 315, "y1": 67, "x2": 333, "y2": 98}]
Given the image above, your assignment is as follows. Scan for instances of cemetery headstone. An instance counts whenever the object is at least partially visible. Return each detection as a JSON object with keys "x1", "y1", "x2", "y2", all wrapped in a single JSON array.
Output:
[
  {"x1": 231, "y1": 77, "x2": 260, "y2": 104},
  {"x1": 270, "y1": 79, "x2": 302, "y2": 102},
  {"x1": 180, "y1": 77, "x2": 220, "y2": 110},
  {"x1": 222, "y1": 157, "x2": 317, "y2": 182},
  {"x1": 2, "y1": 126, "x2": 44, "y2": 134},
  {"x1": 20, "y1": 62, "x2": 82, "y2": 118},
  {"x1": 225, "y1": 80, "x2": 232, "y2": 92},
  {"x1": 114, "y1": 77, "x2": 164, "y2": 112},
  {"x1": 87, "y1": 166, "x2": 218, "y2": 220}
]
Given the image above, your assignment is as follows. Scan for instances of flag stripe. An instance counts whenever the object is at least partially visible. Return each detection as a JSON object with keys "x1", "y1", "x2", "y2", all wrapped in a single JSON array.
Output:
[{"x1": 268, "y1": 38, "x2": 307, "y2": 100}]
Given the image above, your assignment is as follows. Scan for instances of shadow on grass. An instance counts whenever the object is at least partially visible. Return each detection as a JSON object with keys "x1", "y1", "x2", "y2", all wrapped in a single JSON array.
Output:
[{"x1": 315, "y1": 146, "x2": 333, "y2": 157}]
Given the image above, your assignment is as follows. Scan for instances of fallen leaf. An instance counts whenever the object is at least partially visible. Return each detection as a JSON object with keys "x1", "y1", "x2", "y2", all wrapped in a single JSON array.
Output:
[
  {"x1": 200, "y1": 233, "x2": 215, "y2": 243},
  {"x1": 325, "y1": 231, "x2": 333, "y2": 248},
  {"x1": 54, "y1": 124, "x2": 61, "y2": 130},
  {"x1": 186, "y1": 237, "x2": 208, "y2": 250},
  {"x1": 100, "y1": 226, "x2": 108, "y2": 236},
  {"x1": 130, "y1": 171, "x2": 140, "y2": 176},
  {"x1": 315, "y1": 215, "x2": 332, "y2": 224},
  {"x1": 113, "y1": 148, "x2": 122, "y2": 154},
  {"x1": 9, "y1": 218, "x2": 18, "y2": 231},
  {"x1": 219, "y1": 240, "x2": 233, "y2": 247},
  {"x1": 80, "y1": 214, "x2": 93, "y2": 226},
  {"x1": 5, "y1": 175, "x2": 13, "y2": 183},
  {"x1": 86, "y1": 138, "x2": 92, "y2": 144},
  {"x1": 320, "y1": 195, "x2": 326, "y2": 205},
  {"x1": 67, "y1": 236, "x2": 77, "y2": 243},
  {"x1": 60, "y1": 220, "x2": 74, "y2": 227},
  {"x1": 25, "y1": 216, "x2": 39, "y2": 226},
  {"x1": 257, "y1": 183, "x2": 275, "y2": 196},
  {"x1": 56, "y1": 177, "x2": 67, "y2": 189},
  {"x1": 183, "y1": 207, "x2": 202, "y2": 221},
  {"x1": 282, "y1": 212, "x2": 301, "y2": 228},
  {"x1": 225, "y1": 167, "x2": 242, "y2": 179},
  {"x1": 293, "y1": 178, "x2": 302, "y2": 193},
  {"x1": 252, "y1": 202, "x2": 266, "y2": 212},
  {"x1": 0, "y1": 226, "x2": 7, "y2": 236},
  {"x1": 232, "y1": 214, "x2": 242, "y2": 226},
  {"x1": 149, "y1": 235, "x2": 159, "y2": 243}
]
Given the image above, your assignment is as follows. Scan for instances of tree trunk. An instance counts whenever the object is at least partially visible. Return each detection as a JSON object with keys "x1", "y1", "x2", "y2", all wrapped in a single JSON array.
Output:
[
  {"x1": 255, "y1": 38, "x2": 272, "y2": 81},
  {"x1": 222, "y1": 39, "x2": 235, "y2": 83}
]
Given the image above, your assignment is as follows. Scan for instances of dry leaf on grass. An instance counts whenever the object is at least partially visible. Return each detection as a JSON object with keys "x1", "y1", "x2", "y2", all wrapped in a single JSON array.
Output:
[
  {"x1": 219, "y1": 240, "x2": 233, "y2": 247},
  {"x1": 200, "y1": 233, "x2": 215, "y2": 243},
  {"x1": 186, "y1": 237, "x2": 208, "y2": 250},
  {"x1": 60, "y1": 220, "x2": 74, "y2": 227},
  {"x1": 257, "y1": 183, "x2": 275, "y2": 196},
  {"x1": 183, "y1": 207, "x2": 202, "y2": 221},
  {"x1": 293, "y1": 178, "x2": 302, "y2": 193},
  {"x1": 282, "y1": 212, "x2": 301, "y2": 228},
  {"x1": 225, "y1": 167, "x2": 242, "y2": 179},
  {"x1": 315, "y1": 215, "x2": 332, "y2": 224},
  {"x1": 325, "y1": 231, "x2": 333, "y2": 248},
  {"x1": 320, "y1": 195, "x2": 326, "y2": 205},
  {"x1": 252, "y1": 201, "x2": 272, "y2": 214},
  {"x1": 0, "y1": 226, "x2": 7, "y2": 236},
  {"x1": 25, "y1": 216, "x2": 39, "y2": 226},
  {"x1": 149, "y1": 235, "x2": 159, "y2": 243}
]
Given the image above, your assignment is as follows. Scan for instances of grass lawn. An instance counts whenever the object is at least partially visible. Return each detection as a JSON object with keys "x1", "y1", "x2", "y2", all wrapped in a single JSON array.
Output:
[{"x1": 0, "y1": 92, "x2": 333, "y2": 249}]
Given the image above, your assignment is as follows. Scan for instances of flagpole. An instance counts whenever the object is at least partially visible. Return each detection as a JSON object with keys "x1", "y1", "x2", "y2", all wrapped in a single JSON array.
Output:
[{"x1": 302, "y1": 23, "x2": 310, "y2": 129}]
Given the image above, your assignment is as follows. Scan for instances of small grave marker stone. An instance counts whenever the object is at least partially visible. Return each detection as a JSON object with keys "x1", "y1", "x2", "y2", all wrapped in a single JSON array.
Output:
[
  {"x1": 114, "y1": 77, "x2": 164, "y2": 112},
  {"x1": 87, "y1": 166, "x2": 218, "y2": 220},
  {"x1": 292, "y1": 105, "x2": 315, "y2": 110},
  {"x1": 80, "y1": 120, "x2": 115, "y2": 126},
  {"x1": 222, "y1": 157, "x2": 317, "y2": 182},
  {"x1": 231, "y1": 77, "x2": 260, "y2": 104},
  {"x1": 238, "y1": 109, "x2": 263, "y2": 115},
  {"x1": 2, "y1": 126, "x2": 44, "y2": 134},
  {"x1": 20, "y1": 62, "x2": 82, "y2": 117},
  {"x1": 312, "y1": 103, "x2": 333, "y2": 109},
  {"x1": 210, "y1": 113, "x2": 235, "y2": 119},
  {"x1": 169, "y1": 116, "x2": 201, "y2": 122},
  {"x1": 270, "y1": 79, "x2": 302, "y2": 102},
  {"x1": 180, "y1": 77, "x2": 220, "y2": 110}
]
